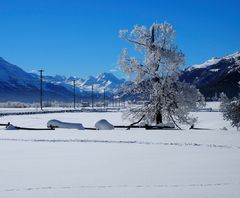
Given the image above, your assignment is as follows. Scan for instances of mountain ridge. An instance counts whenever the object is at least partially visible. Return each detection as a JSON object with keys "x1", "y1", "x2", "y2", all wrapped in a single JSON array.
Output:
[
  {"x1": 180, "y1": 51, "x2": 240, "y2": 99},
  {"x1": 0, "y1": 57, "x2": 125, "y2": 102},
  {"x1": 0, "y1": 51, "x2": 239, "y2": 102}
]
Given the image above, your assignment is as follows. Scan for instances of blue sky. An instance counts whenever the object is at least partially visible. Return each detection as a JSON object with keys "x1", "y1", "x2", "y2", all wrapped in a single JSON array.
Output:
[{"x1": 0, "y1": 0, "x2": 239, "y2": 78}]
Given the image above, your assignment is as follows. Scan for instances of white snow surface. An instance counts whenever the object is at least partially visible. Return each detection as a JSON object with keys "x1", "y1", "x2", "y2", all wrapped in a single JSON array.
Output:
[
  {"x1": 204, "y1": 101, "x2": 221, "y2": 111},
  {"x1": 0, "y1": 110, "x2": 240, "y2": 198},
  {"x1": 209, "y1": 68, "x2": 220, "y2": 72}
]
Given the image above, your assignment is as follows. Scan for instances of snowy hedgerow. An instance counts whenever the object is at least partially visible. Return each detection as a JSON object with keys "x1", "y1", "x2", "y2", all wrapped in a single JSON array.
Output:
[
  {"x1": 220, "y1": 93, "x2": 240, "y2": 130},
  {"x1": 118, "y1": 22, "x2": 205, "y2": 127}
]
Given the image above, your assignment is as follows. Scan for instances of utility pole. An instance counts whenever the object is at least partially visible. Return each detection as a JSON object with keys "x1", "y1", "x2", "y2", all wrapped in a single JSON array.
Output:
[
  {"x1": 73, "y1": 80, "x2": 76, "y2": 109},
  {"x1": 38, "y1": 69, "x2": 44, "y2": 110},
  {"x1": 103, "y1": 88, "x2": 106, "y2": 109},
  {"x1": 91, "y1": 84, "x2": 94, "y2": 108},
  {"x1": 118, "y1": 95, "x2": 120, "y2": 107},
  {"x1": 113, "y1": 95, "x2": 115, "y2": 107}
]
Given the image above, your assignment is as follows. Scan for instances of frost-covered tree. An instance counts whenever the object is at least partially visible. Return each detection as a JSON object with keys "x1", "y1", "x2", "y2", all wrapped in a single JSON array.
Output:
[
  {"x1": 220, "y1": 93, "x2": 240, "y2": 130},
  {"x1": 119, "y1": 22, "x2": 205, "y2": 127}
]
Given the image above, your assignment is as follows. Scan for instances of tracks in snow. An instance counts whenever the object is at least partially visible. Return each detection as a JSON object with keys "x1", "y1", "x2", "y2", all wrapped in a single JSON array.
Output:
[
  {"x1": 2, "y1": 182, "x2": 239, "y2": 192},
  {"x1": 0, "y1": 138, "x2": 240, "y2": 150}
]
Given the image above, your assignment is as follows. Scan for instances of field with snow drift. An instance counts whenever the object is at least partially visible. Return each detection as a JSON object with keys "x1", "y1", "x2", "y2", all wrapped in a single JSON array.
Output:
[{"x1": 0, "y1": 104, "x2": 240, "y2": 198}]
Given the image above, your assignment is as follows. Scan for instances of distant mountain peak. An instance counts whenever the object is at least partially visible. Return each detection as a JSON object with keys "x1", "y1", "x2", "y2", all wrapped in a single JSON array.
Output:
[
  {"x1": 97, "y1": 72, "x2": 119, "y2": 81},
  {"x1": 81, "y1": 75, "x2": 97, "y2": 86},
  {"x1": 189, "y1": 51, "x2": 240, "y2": 71},
  {"x1": 191, "y1": 57, "x2": 221, "y2": 70}
]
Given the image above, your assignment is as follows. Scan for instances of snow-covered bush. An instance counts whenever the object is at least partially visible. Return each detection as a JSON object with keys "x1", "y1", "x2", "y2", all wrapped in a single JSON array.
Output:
[
  {"x1": 119, "y1": 22, "x2": 205, "y2": 127},
  {"x1": 220, "y1": 93, "x2": 240, "y2": 130}
]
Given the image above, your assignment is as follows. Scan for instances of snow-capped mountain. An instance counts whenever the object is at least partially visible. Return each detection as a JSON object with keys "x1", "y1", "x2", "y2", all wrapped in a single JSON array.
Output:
[
  {"x1": 96, "y1": 72, "x2": 124, "y2": 85},
  {"x1": 81, "y1": 76, "x2": 97, "y2": 86},
  {"x1": 0, "y1": 57, "x2": 81, "y2": 102},
  {"x1": 40, "y1": 72, "x2": 124, "y2": 93},
  {"x1": 80, "y1": 73, "x2": 125, "y2": 92},
  {"x1": 180, "y1": 52, "x2": 240, "y2": 98},
  {"x1": 0, "y1": 57, "x2": 125, "y2": 102},
  {"x1": 1, "y1": 51, "x2": 239, "y2": 102}
]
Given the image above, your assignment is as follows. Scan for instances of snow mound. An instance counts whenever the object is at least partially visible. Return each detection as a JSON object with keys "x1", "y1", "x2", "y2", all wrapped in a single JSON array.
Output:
[
  {"x1": 95, "y1": 119, "x2": 114, "y2": 130},
  {"x1": 47, "y1": 119, "x2": 85, "y2": 130},
  {"x1": 5, "y1": 124, "x2": 17, "y2": 130}
]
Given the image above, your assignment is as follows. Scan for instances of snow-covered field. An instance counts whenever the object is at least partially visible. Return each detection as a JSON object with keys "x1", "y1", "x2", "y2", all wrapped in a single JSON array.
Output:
[{"x1": 0, "y1": 105, "x2": 240, "y2": 198}]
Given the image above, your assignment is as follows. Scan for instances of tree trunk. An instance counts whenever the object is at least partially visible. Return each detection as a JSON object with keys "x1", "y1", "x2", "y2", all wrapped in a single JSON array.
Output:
[
  {"x1": 156, "y1": 112, "x2": 162, "y2": 124},
  {"x1": 152, "y1": 25, "x2": 162, "y2": 125}
]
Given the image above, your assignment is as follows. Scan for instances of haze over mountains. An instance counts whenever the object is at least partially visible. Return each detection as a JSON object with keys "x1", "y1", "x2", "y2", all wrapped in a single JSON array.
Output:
[{"x1": 0, "y1": 52, "x2": 239, "y2": 102}]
